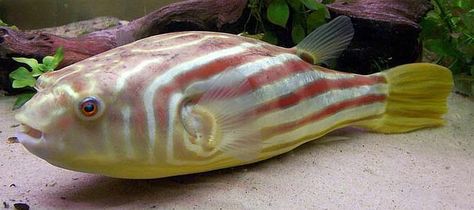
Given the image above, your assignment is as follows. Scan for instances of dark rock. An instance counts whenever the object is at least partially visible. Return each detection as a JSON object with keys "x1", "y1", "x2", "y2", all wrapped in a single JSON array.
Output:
[
  {"x1": 327, "y1": 0, "x2": 433, "y2": 74},
  {"x1": 13, "y1": 203, "x2": 29, "y2": 210}
]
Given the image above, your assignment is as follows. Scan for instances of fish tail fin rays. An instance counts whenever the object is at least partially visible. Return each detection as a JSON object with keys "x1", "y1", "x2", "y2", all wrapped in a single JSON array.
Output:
[
  {"x1": 181, "y1": 71, "x2": 262, "y2": 161},
  {"x1": 295, "y1": 15, "x2": 354, "y2": 65},
  {"x1": 355, "y1": 63, "x2": 453, "y2": 133}
]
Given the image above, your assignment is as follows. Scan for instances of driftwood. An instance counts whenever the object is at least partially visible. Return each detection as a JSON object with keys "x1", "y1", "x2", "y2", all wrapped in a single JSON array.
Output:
[
  {"x1": 0, "y1": 0, "x2": 248, "y2": 92},
  {"x1": 328, "y1": 0, "x2": 433, "y2": 74},
  {"x1": 0, "y1": 0, "x2": 247, "y2": 66},
  {"x1": 0, "y1": 0, "x2": 433, "y2": 92},
  {"x1": 28, "y1": 17, "x2": 129, "y2": 38}
]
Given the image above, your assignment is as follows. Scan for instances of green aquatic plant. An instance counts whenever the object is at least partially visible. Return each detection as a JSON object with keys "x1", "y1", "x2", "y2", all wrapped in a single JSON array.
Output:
[
  {"x1": 9, "y1": 47, "x2": 64, "y2": 109},
  {"x1": 421, "y1": 0, "x2": 474, "y2": 94},
  {"x1": 421, "y1": 0, "x2": 473, "y2": 74},
  {"x1": 0, "y1": 19, "x2": 8, "y2": 27},
  {"x1": 246, "y1": 0, "x2": 333, "y2": 45},
  {"x1": 0, "y1": 19, "x2": 18, "y2": 30}
]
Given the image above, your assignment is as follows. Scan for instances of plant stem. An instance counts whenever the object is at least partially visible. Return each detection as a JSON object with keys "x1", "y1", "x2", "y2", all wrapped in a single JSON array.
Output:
[
  {"x1": 435, "y1": 55, "x2": 444, "y2": 64},
  {"x1": 433, "y1": 0, "x2": 455, "y2": 34}
]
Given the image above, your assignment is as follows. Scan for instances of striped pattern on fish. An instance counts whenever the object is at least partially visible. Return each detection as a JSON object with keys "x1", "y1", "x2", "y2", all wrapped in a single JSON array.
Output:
[
  {"x1": 40, "y1": 32, "x2": 386, "y2": 163},
  {"x1": 15, "y1": 16, "x2": 453, "y2": 179}
]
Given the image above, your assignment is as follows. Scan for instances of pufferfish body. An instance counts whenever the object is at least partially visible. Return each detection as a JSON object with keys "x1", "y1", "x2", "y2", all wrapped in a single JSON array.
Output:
[{"x1": 15, "y1": 16, "x2": 453, "y2": 178}]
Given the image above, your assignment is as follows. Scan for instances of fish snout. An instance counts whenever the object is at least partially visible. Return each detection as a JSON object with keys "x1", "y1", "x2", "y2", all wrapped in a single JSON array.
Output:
[{"x1": 14, "y1": 91, "x2": 66, "y2": 137}]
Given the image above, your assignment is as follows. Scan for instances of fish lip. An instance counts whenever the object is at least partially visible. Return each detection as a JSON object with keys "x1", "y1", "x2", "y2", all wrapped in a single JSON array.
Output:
[
  {"x1": 14, "y1": 109, "x2": 47, "y2": 144},
  {"x1": 16, "y1": 124, "x2": 45, "y2": 145}
]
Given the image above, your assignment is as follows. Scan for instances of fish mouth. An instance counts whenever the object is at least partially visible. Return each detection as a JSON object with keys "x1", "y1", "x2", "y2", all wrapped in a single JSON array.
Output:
[
  {"x1": 21, "y1": 124, "x2": 43, "y2": 138},
  {"x1": 16, "y1": 124, "x2": 45, "y2": 145}
]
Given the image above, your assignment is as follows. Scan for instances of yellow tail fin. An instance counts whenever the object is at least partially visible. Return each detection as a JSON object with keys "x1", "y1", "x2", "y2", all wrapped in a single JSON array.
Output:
[{"x1": 355, "y1": 63, "x2": 453, "y2": 133}]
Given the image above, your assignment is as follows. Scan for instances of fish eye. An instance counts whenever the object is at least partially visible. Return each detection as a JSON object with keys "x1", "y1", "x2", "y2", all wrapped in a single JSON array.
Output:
[
  {"x1": 81, "y1": 99, "x2": 97, "y2": 116},
  {"x1": 76, "y1": 96, "x2": 104, "y2": 120}
]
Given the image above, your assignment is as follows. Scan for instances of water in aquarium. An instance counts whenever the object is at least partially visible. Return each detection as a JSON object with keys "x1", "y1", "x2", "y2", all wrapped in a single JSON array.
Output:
[{"x1": 0, "y1": 0, "x2": 472, "y2": 209}]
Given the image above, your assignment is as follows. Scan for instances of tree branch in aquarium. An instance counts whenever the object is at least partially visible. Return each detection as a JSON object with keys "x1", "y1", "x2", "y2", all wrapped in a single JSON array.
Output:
[
  {"x1": 0, "y1": 0, "x2": 247, "y2": 67},
  {"x1": 0, "y1": 0, "x2": 248, "y2": 93}
]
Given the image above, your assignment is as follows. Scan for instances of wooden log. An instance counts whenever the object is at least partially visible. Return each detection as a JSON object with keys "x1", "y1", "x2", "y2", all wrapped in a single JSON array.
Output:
[
  {"x1": 0, "y1": 0, "x2": 248, "y2": 92},
  {"x1": 0, "y1": 0, "x2": 248, "y2": 66},
  {"x1": 328, "y1": 0, "x2": 433, "y2": 29},
  {"x1": 327, "y1": 0, "x2": 433, "y2": 74},
  {"x1": 27, "y1": 17, "x2": 129, "y2": 38}
]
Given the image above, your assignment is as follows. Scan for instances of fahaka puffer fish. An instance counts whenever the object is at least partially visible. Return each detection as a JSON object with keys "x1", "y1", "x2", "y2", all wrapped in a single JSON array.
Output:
[{"x1": 14, "y1": 16, "x2": 453, "y2": 179}]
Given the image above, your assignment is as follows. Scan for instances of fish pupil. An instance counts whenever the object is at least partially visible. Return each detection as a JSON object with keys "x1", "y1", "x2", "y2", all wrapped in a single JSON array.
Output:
[{"x1": 83, "y1": 103, "x2": 95, "y2": 113}]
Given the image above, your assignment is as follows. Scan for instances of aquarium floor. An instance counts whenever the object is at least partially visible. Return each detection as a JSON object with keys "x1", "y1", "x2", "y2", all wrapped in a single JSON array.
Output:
[{"x1": 0, "y1": 94, "x2": 473, "y2": 209}]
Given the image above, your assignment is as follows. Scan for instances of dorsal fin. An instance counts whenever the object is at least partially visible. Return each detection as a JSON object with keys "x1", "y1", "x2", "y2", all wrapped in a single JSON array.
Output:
[{"x1": 296, "y1": 16, "x2": 354, "y2": 65}]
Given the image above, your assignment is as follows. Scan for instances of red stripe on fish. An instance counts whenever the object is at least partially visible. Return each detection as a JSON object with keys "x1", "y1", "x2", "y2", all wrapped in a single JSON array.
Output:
[
  {"x1": 262, "y1": 94, "x2": 387, "y2": 137},
  {"x1": 191, "y1": 59, "x2": 313, "y2": 101},
  {"x1": 174, "y1": 53, "x2": 264, "y2": 89},
  {"x1": 151, "y1": 51, "x2": 271, "y2": 130},
  {"x1": 254, "y1": 75, "x2": 386, "y2": 114},
  {"x1": 246, "y1": 59, "x2": 311, "y2": 88},
  {"x1": 125, "y1": 93, "x2": 149, "y2": 140}
]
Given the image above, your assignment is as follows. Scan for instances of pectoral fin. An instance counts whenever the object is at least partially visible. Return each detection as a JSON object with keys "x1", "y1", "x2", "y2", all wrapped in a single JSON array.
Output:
[{"x1": 180, "y1": 71, "x2": 262, "y2": 161}]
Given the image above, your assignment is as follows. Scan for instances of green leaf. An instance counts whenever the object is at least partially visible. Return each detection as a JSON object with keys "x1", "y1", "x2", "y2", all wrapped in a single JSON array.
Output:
[
  {"x1": 51, "y1": 47, "x2": 64, "y2": 70},
  {"x1": 12, "y1": 78, "x2": 36, "y2": 88},
  {"x1": 0, "y1": 19, "x2": 17, "y2": 29},
  {"x1": 262, "y1": 30, "x2": 278, "y2": 45},
  {"x1": 299, "y1": 0, "x2": 325, "y2": 10},
  {"x1": 287, "y1": 0, "x2": 303, "y2": 10},
  {"x1": 0, "y1": 19, "x2": 7, "y2": 26},
  {"x1": 42, "y1": 56, "x2": 55, "y2": 70},
  {"x1": 420, "y1": 0, "x2": 472, "y2": 76},
  {"x1": 12, "y1": 92, "x2": 35, "y2": 110},
  {"x1": 306, "y1": 10, "x2": 327, "y2": 32},
  {"x1": 9, "y1": 67, "x2": 33, "y2": 80},
  {"x1": 12, "y1": 57, "x2": 40, "y2": 73},
  {"x1": 41, "y1": 47, "x2": 64, "y2": 72},
  {"x1": 37, "y1": 63, "x2": 49, "y2": 73},
  {"x1": 292, "y1": 23, "x2": 306, "y2": 44},
  {"x1": 9, "y1": 46, "x2": 64, "y2": 92},
  {"x1": 9, "y1": 67, "x2": 36, "y2": 88},
  {"x1": 462, "y1": 9, "x2": 474, "y2": 34},
  {"x1": 267, "y1": 0, "x2": 290, "y2": 27},
  {"x1": 420, "y1": 14, "x2": 448, "y2": 40},
  {"x1": 425, "y1": 39, "x2": 459, "y2": 58},
  {"x1": 454, "y1": 0, "x2": 473, "y2": 10},
  {"x1": 449, "y1": 58, "x2": 464, "y2": 74},
  {"x1": 31, "y1": 69, "x2": 43, "y2": 77},
  {"x1": 458, "y1": 38, "x2": 474, "y2": 57}
]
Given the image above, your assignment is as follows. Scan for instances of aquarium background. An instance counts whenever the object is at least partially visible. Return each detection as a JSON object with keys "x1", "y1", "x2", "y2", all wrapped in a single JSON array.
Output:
[
  {"x1": 0, "y1": 0, "x2": 179, "y2": 29},
  {"x1": 0, "y1": 0, "x2": 472, "y2": 96},
  {"x1": 0, "y1": 1, "x2": 472, "y2": 209}
]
